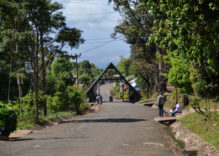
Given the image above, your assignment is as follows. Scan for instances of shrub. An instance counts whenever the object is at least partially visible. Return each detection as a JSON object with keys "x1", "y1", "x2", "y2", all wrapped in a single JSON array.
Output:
[
  {"x1": 67, "y1": 86, "x2": 86, "y2": 114},
  {"x1": 0, "y1": 104, "x2": 17, "y2": 137},
  {"x1": 79, "y1": 103, "x2": 88, "y2": 113},
  {"x1": 46, "y1": 95, "x2": 62, "y2": 113},
  {"x1": 22, "y1": 90, "x2": 44, "y2": 109}
]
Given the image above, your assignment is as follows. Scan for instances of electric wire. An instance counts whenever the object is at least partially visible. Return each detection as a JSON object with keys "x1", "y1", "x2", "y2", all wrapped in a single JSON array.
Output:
[
  {"x1": 81, "y1": 38, "x2": 123, "y2": 55},
  {"x1": 64, "y1": 12, "x2": 115, "y2": 16},
  {"x1": 57, "y1": 1, "x2": 110, "y2": 6}
]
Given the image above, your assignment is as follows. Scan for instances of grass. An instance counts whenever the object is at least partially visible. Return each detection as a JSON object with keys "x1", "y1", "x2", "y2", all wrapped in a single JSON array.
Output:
[
  {"x1": 139, "y1": 92, "x2": 158, "y2": 103},
  {"x1": 17, "y1": 111, "x2": 76, "y2": 130},
  {"x1": 179, "y1": 112, "x2": 219, "y2": 149}
]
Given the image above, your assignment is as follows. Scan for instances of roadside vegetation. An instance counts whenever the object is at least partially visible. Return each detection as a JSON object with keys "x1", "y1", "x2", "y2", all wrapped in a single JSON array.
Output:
[
  {"x1": 0, "y1": 0, "x2": 102, "y2": 137},
  {"x1": 180, "y1": 112, "x2": 219, "y2": 149}
]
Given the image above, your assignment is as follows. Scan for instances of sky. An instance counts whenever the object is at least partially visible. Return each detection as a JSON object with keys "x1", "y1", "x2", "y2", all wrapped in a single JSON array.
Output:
[{"x1": 53, "y1": 0, "x2": 130, "y2": 69}]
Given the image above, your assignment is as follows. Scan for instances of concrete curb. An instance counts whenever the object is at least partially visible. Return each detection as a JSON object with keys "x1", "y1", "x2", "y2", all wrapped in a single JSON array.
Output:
[{"x1": 9, "y1": 130, "x2": 32, "y2": 139}]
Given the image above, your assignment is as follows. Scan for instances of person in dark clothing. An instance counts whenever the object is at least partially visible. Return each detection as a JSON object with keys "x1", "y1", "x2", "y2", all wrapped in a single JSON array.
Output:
[{"x1": 157, "y1": 92, "x2": 166, "y2": 117}]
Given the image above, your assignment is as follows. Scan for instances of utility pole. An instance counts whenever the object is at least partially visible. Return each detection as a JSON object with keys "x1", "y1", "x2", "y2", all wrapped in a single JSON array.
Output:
[
  {"x1": 8, "y1": 60, "x2": 12, "y2": 102},
  {"x1": 66, "y1": 53, "x2": 81, "y2": 86}
]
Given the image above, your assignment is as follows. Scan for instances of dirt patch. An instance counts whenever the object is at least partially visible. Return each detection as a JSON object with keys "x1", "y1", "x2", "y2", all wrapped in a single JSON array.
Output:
[{"x1": 88, "y1": 103, "x2": 100, "y2": 113}]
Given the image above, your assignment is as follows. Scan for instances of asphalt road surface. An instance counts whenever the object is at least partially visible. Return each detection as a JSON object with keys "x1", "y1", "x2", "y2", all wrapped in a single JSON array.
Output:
[{"x1": 0, "y1": 101, "x2": 176, "y2": 156}]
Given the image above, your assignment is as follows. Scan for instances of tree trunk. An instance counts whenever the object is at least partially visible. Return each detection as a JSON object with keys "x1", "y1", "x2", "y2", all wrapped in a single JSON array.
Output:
[
  {"x1": 158, "y1": 61, "x2": 166, "y2": 92},
  {"x1": 175, "y1": 87, "x2": 178, "y2": 103},
  {"x1": 17, "y1": 76, "x2": 23, "y2": 114},
  {"x1": 16, "y1": 44, "x2": 23, "y2": 114},
  {"x1": 157, "y1": 47, "x2": 167, "y2": 93},
  {"x1": 40, "y1": 32, "x2": 47, "y2": 116},
  {"x1": 33, "y1": 30, "x2": 40, "y2": 123},
  {"x1": 33, "y1": 57, "x2": 39, "y2": 123}
]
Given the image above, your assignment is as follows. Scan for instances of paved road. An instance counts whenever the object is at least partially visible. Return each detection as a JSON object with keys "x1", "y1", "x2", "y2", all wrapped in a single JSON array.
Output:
[
  {"x1": 99, "y1": 82, "x2": 115, "y2": 102},
  {"x1": 0, "y1": 102, "x2": 176, "y2": 156}
]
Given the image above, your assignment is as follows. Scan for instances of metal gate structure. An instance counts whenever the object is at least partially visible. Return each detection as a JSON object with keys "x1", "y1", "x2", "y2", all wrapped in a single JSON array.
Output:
[{"x1": 86, "y1": 63, "x2": 140, "y2": 102}]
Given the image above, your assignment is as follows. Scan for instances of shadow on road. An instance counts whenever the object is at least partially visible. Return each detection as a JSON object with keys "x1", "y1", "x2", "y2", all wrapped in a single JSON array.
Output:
[
  {"x1": 62, "y1": 118, "x2": 146, "y2": 124},
  {"x1": 143, "y1": 103, "x2": 154, "y2": 107},
  {"x1": 9, "y1": 136, "x2": 88, "y2": 142}
]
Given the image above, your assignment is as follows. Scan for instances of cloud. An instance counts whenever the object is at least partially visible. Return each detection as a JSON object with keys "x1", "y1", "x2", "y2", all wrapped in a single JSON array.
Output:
[
  {"x1": 55, "y1": 0, "x2": 121, "y2": 29},
  {"x1": 52, "y1": 0, "x2": 130, "y2": 68}
]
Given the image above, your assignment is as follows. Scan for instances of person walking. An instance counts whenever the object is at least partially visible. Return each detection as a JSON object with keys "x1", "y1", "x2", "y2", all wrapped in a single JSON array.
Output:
[
  {"x1": 99, "y1": 95, "x2": 102, "y2": 105},
  {"x1": 157, "y1": 92, "x2": 166, "y2": 117}
]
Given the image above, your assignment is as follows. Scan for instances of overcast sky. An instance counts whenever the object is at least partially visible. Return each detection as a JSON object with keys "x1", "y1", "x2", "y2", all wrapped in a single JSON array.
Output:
[{"x1": 53, "y1": 0, "x2": 130, "y2": 68}]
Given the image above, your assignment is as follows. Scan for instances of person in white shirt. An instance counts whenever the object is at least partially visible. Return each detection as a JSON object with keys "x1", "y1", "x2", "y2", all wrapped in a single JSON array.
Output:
[{"x1": 171, "y1": 102, "x2": 181, "y2": 116}]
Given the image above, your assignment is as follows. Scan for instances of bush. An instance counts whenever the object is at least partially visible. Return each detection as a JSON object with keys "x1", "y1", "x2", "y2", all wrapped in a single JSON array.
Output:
[
  {"x1": 67, "y1": 85, "x2": 85, "y2": 114},
  {"x1": 0, "y1": 104, "x2": 17, "y2": 137},
  {"x1": 47, "y1": 86, "x2": 87, "y2": 114},
  {"x1": 79, "y1": 103, "x2": 88, "y2": 113},
  {"x1": 22, "y1": 90, "x2": 44, "y2": 109},
  {"x1": 46, "y1": 95, "x2": 62, "y2": 113}
]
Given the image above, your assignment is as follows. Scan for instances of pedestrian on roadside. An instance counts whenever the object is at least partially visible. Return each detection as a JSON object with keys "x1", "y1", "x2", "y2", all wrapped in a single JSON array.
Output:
[
  {"x1": 96, "y1": 95, "x2": 100, "y2": 104},
  {"x1": 171, "y1": 102, "x2": 181, "y2": 116},
  {"x1": 157, "y1": 92, "x2": 166, "y2": 117},
  {"x1": 99, "y1": 95, "x2": 102, "y2": 105}
]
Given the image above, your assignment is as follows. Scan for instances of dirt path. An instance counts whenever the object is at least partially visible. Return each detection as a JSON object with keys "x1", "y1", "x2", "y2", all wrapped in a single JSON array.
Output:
[{"x1": 0, "y1": 102, "x2": 176, "y2": 156}]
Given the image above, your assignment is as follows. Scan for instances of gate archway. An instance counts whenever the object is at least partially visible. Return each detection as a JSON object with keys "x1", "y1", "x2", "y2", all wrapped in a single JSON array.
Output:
[{"x1": 86, "y1": 63, "x2": 140, "y2": 102}]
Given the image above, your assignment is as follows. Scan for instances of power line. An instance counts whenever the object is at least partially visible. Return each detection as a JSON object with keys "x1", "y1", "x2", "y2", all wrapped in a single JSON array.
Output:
[
  {"x1": 82, "y1": 39, "x2": 123, "y2": 55},
  {"x1": 86, "y1": 37, "x2": 114, "y2": 40},
  {"x1": 64, "y1": 12, "x2": 115, "y2": 16},
  {"x1": 84, "y1": 39, "x2": 119, "y2": 44},
  {"x1": 60, "y1": 2, "x2": 110, "y2": 6}
]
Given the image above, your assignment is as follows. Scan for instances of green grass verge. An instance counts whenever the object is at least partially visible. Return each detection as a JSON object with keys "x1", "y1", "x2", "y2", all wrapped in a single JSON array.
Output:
[
  {"x1": 17, "y1": 111, "x2": 76, "y2": 130},
  {"x1": 179, "y1": 112, "x2": 219, "y2": 149},
  {"x1": 139, "y1": 93, "x2": 158, "y2": 103}
]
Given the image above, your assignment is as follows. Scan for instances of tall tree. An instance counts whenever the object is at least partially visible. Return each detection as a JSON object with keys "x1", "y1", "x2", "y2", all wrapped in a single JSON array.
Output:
[
  {"x1": 0, "y1": 0, "x2": 33, "y2": 113},
  {"x1": 25, "y1": 0, "x2": 84, "y2": 120},
  {"x1": 144, "y1": 0, "x2": 219, "y2": 98},
  {"x1": 109, "y1": 0, "x2": 164, "y2": 93}
]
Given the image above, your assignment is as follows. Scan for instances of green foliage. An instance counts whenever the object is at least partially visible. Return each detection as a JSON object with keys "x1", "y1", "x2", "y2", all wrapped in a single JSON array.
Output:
[
  {"x1": 46, "y1": 85, "x2": 87, "y2": 114},
  {"x1": 0, "y1": 104, "x2": 17, "y2": 136},
  {"x1": 77, "y1": 60, "x2": 102, "y2": 84},
  {"x1": 46, "y1": 95, "x2": 62, "y2": 113},
  {"x1": 165, "y1": 54, "x2": 192, "y2": 94},
  {"x1": 180, "y1": 112, "x2": 219, "y2": 149},
  {"x1": 109, "y1": 0, "x2": 158, "y2": 95},
  {"x1": 66, "y1": 85, "x2": 85, "y2": 114},
  {"x1": 190, "y1": 98, "x2": 202, "y2": 113},
  {"x1": 117, "y1": 57, "x2": 133, "y2": 77},
  {"x1": 79, "y1": 74, "x2": 91, "y2": 87},
  {"x1": 22, "y1": 90, "x2": 44, "y2": 108},
  {"x1": 51, "y1": 57, "x2": 74, "y2": 90},
  {"x1": 145, "y1": 0, "x2": 219, "y2": 98}
]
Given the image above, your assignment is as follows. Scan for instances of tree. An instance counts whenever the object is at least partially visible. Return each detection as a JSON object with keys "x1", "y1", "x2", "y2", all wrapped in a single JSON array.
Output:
[
  {"x1": 117, "y1": 57, "x2": 132, "y2": 77},
  {"x1": 143, "y1": 0, "x2": 218, "y2": 119},
  {"x1": 0, "y1": 0, "x2": 84, "y2": 122},
  {"x1": 79, "y1": 74, "x2": 91, "y2": 87},
  {"x1": 109, "y1": 0, "x2": 166, "y2": 93},
  {"x1": 145, "y1": 0, "x2": 219, "y2": 96},
  {"x1": 51, "y1": 57, "x2": 74, "y2": 91},
  {"x1": 165, "y1": 54, "x2": 193, "y2": 102},
  {"x1": 25, "y1": 0, "x2": 84, "y2": 120},
  {"x1": 0, "y1": 0, "x2": 33, "y2": 113}
]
